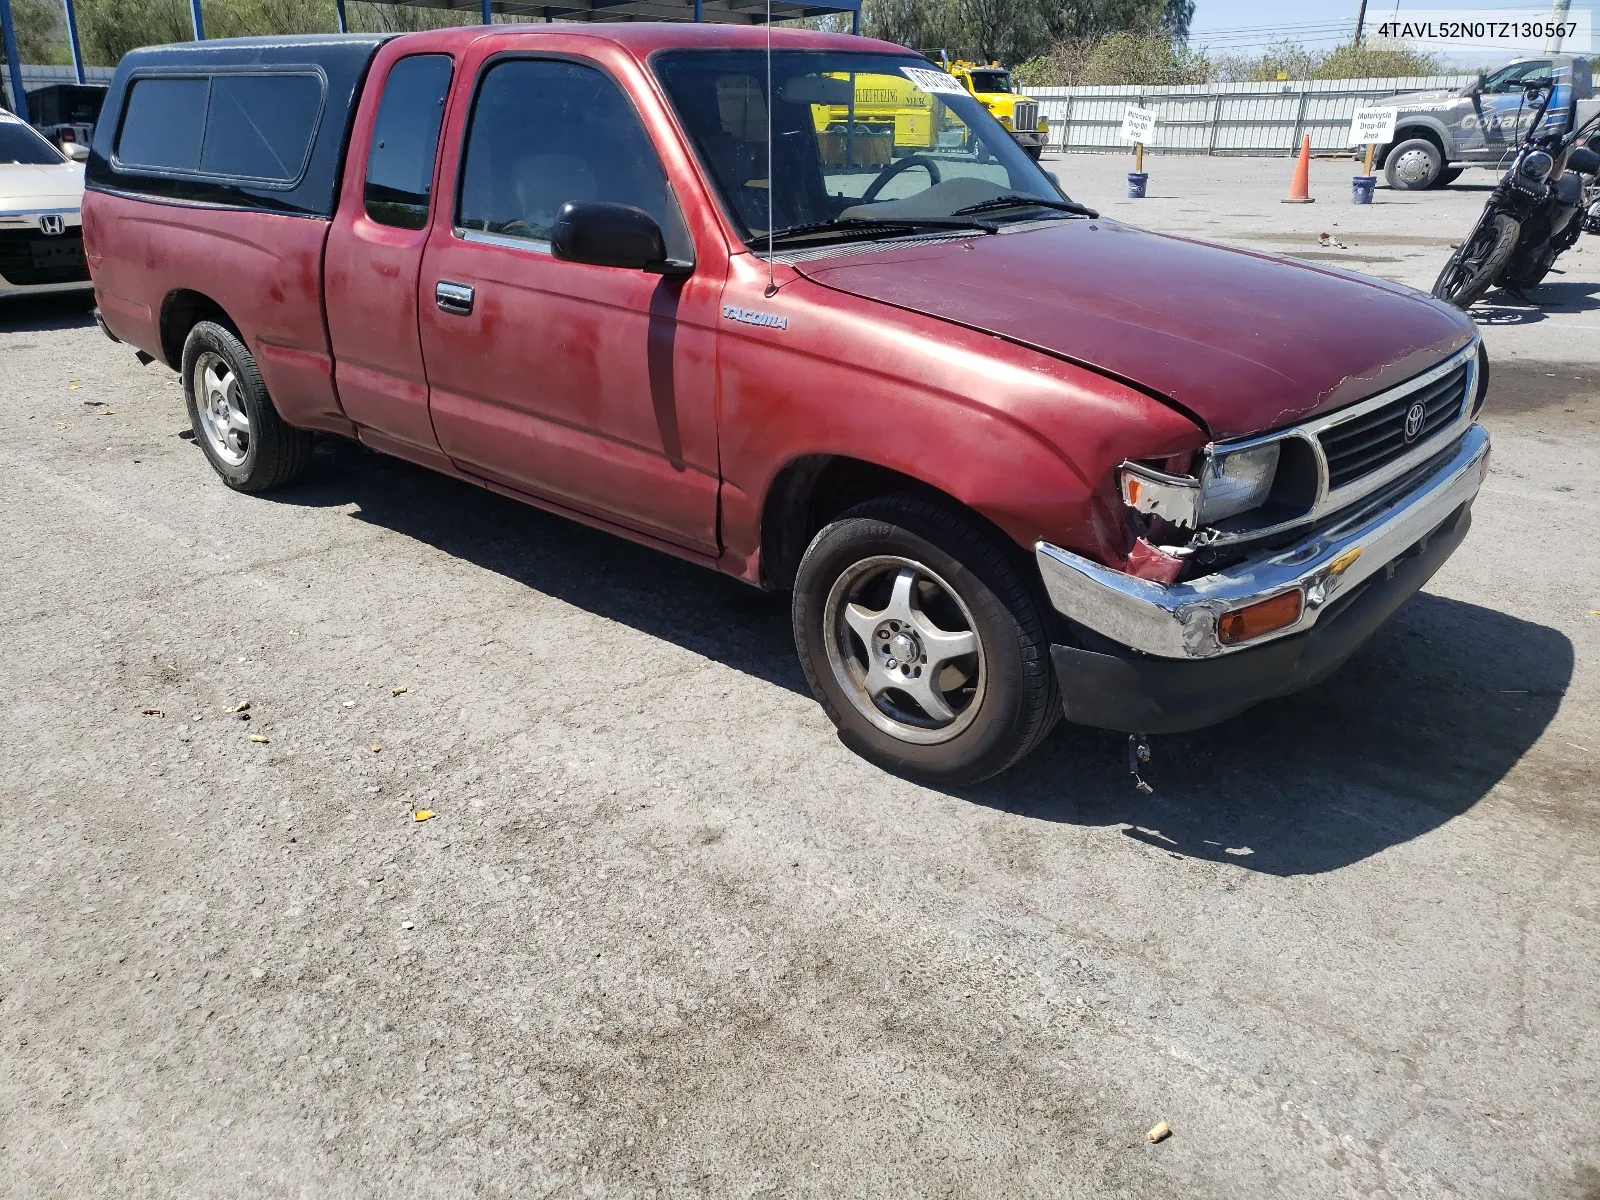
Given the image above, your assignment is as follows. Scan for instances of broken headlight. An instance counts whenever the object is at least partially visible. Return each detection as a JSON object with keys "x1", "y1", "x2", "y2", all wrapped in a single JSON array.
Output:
[
  {"x1": 1119, "y1": 441, "x2": 1280, "y2": 529},
  {"x1": 1196, "y1": 441, "x2": 1280, "y2": 523}
]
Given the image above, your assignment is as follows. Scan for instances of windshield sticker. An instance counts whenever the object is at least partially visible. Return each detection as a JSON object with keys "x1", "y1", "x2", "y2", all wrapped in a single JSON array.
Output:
[{"x1": 900, "y1": 67, "x2": 966, "y2": 96}]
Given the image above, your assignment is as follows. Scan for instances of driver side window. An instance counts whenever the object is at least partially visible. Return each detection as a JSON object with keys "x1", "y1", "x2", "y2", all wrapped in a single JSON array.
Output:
[{"x1": 1485, "y1": 61, "x2": 1551, "y2": 92}]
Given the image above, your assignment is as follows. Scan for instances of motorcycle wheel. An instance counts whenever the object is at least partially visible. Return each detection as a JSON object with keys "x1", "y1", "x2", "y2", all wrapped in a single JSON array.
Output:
[{"x1": 1432, "y1": 213, "x2": 1520, "y2": 309}]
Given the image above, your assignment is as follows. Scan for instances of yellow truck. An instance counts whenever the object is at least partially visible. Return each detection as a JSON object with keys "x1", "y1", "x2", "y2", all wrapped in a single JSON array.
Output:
[
  {"x1": 810, "y1": 54, "x2": 1050, "y2": 162},
  {"x1": 933, "y1": 55, "x2": 1049, "y2": 161}
]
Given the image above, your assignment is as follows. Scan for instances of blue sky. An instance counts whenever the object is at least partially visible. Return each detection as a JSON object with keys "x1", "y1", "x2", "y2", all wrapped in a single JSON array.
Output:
[{"x1": 1190, "y1": 0, "x2": 1598, "y2": 65}]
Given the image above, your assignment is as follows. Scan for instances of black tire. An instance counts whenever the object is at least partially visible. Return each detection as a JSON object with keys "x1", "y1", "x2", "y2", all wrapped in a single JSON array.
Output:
[
  {"x1": 792, "y1": 495, "x2": 1060, "y2": 785},
  {"x1": 1024, "y1": 144, "x2": 1043, "y2": 162},
  {"x1": 1431, "y1": 213, "x2": 1520, "y2": 309},
  {"x1": 181, "y1": 320, "x2": 313, "y2": 493},
  {"x1": 1432, "y1": 167, "x2": 1463, "y2": 188},
  {"x1": 1385, "y1": 137, "x2": 1443, "y2": 190}
]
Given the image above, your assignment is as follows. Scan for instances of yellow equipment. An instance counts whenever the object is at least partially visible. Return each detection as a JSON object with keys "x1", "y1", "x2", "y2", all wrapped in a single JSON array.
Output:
[{"x1": 808, "y1": 55, "x2": 1050, "y2": 162}]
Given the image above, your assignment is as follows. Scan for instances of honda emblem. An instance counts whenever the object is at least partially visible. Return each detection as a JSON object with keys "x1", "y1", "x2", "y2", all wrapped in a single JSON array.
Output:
[{"x1": 38, "y1": 214, "x2": 66, "y2": 236}]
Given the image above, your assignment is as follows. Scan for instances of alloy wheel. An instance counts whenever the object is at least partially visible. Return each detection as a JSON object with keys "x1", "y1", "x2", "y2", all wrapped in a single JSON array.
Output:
[
  {"x1": 193, "y1": 351, "x2": 251, "y2": 466},
  {"x1": 823, "y1": 555, "x2": 987, "y2": 745}
]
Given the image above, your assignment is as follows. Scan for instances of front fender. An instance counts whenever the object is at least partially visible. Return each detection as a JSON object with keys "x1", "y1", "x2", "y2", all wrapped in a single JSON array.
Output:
[{"x1": 715, "y1": 260, "x2": 1205, "y2": 580}]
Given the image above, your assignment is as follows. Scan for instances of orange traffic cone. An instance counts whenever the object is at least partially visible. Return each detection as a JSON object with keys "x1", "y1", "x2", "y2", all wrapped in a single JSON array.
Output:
[{"x1": 1283, "y1": 134, "x2": 1314, "y2": 203}]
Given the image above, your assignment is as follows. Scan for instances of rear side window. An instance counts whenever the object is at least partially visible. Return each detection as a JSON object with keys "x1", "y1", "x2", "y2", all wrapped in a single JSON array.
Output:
[
  {"x1": 201, "y1": 74, "x2": 324, "y2": 181},
  {"x1": 115, "y1": 71, "x2": 324, "y2": 184},
  {"x1": 117, "y1": 77, "x2": 207, "y2": 171},
  {"x1": 364, "y1": 55, "x2": 453, "y2": 229}
]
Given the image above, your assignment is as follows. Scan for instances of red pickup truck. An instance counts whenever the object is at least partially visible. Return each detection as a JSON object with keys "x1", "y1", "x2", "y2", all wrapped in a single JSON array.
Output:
[{"x1": 83, "y1": 26, "x2": 1490, "y2": 784}]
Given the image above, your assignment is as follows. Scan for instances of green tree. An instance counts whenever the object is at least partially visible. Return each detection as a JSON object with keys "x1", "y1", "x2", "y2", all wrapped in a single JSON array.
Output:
[
  {"x1": 1315, "y1": 40, "x2": 1439, "y2": 79},
  {"x1": 1209, "y1": 39, "x2": 1440, "y2": 84},
  {"x1": 3, "y1": 0, "x2": 65, "y2": 64},
  {"x1": 77, "y1": 0, "x2": 193, "y2": 66},
  {"x1": 957, "y1": 0, "x2": 1049, "y2": 62}
]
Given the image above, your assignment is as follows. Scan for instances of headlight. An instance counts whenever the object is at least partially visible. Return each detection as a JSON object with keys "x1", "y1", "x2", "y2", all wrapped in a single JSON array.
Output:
[
  {"x1": 1118, "y1": 441, "x2": 1280, "y2": 529},
  {"x1": 1197, "y1": 442, "x2": 1280, "y2": 523},
  {"x1": 1521, "y1": 150, "x2": 1555, "y2": 180}
]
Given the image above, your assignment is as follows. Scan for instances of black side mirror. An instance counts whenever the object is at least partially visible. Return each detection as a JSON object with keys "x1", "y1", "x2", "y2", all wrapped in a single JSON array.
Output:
[
  {"x1": 551, "y1": 202, "x2": 690, "y2": 276},
  {"x1": 1476, "y1": 72, "x2": 1487, "y2": 93}
]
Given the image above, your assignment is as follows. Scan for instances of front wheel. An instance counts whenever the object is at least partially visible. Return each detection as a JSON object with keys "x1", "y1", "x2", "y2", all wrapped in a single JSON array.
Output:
[
  {"x1": 1385, "y1": 137, "x2": 1444, "y2": 190},
  {"x1": 792, "y1": 496, "x2": 1060, "y2": 785},
  {"x1": 1432, "y1": 213, "x2": 1520, "y2": 309}
]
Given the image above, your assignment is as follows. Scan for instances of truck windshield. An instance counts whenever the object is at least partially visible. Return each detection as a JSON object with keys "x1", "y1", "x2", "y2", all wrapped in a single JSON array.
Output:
[
  {"x1": 654, "y1": 50, "x2": 1066, "y2": 246},
  {"x1": 967, "y1": 70, "x2": 1011, "y2": 93},
  {"x1": 0, "y1": 121, "x2": 65, "y2": 166}
]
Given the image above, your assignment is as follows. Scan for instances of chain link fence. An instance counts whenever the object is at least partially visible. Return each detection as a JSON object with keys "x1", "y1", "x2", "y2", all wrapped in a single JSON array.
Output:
[{"x1": 1024, "y1": 76, "x2": 1477, "y2": 155}]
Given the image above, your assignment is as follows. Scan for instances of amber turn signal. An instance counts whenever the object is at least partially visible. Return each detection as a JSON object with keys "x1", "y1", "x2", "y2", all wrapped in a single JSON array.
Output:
[{"x1": 1217, "y1": 589, "x2": 1304, "y2": 646}]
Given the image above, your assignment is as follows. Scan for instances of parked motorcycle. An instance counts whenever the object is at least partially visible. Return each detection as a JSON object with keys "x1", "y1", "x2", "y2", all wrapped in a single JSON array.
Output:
[
  {"x1": 1432, "y1": 79, "x2": 1600, "y2": 309},
  {"x1": 1582, "y1": 127, "x2": 1600, "y2": 234}
]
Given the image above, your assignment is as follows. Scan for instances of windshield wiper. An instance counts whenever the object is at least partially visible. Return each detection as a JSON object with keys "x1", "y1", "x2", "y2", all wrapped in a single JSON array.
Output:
[
  {"x1": 765, "y1": 214, "x2": 999, "y2": 246},
  {"x1": 951, "y1": 194, "x2": 1099, "y2": 219}
]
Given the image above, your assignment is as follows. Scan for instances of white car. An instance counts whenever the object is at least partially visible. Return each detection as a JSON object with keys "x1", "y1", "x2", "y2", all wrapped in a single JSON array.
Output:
[{"x1": 0, "y1": 108, "x2": 91, "y2": 299}]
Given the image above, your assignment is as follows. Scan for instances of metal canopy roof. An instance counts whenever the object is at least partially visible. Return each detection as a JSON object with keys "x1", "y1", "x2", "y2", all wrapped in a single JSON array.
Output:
[{"x1": 384, "y1": 0, "x2": 860, "y2": 26}]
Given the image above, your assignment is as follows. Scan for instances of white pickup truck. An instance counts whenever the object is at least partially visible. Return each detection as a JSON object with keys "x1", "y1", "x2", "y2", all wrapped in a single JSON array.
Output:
[{"x1": 1377, "y1": 54, "x2": 1600, "y2": 189}]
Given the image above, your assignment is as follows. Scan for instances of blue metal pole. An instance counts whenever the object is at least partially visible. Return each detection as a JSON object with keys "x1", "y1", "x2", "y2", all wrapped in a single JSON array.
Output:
[
  {"x1": 335, "y1": 0, "x2": 347, "y2": 33},
  {"x1": 61, "y1": 0, "x2": 84, "y2": 84},
  {"x1": 480, "y1": 0, "x2": 491, "y2": 24},
  {"x1": 851, "y1": 6, "x2": 859, "y2": 34},
  {"x1": 0, "y1": 0, "x2": 28, "y2": 124},
  {"x1": 189, "y1": 0, "x2": 204, "y2": 39},
  {"x1": 693, "y1": 0, "x2": 701, "y2": 19}
]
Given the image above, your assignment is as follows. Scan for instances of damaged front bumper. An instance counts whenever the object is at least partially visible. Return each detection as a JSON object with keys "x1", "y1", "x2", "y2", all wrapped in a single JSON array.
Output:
[{"x1": 1034, "y1": 424, "x2": 1490, "y2": 733}]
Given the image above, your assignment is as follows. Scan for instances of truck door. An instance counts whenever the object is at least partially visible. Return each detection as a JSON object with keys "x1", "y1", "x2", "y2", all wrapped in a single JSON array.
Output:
[
  {"x1": 1470, "y1": 60, "x2": 1555, "y2": 160},
  {"x1": 417, "y1": 52, "x2": 720, "y2": 555},
  {"x1": 325, "y1": 52, "x2": 455, "y2": 458}
]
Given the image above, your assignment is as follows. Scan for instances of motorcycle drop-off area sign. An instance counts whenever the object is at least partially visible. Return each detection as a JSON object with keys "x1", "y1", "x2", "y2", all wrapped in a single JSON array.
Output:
[
  {"x1": 1120, "y1": 105, "x2": 1157, "y2": 145},
  {"x1": 1348, "y1": 107, "x2": 1399, "y2": 146}
]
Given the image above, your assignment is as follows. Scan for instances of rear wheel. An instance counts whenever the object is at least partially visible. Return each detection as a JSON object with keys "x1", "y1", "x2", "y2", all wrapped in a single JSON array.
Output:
[
  {"x1": 792, "y1": 495, "x2": 1059, "y2": 785},
  {"x1": 1432, "y1": 213, "x2": 1520, "y2": 309},
  {"x1": 182, "y1": 320, "x2": 313, "y2": 492},
  {"x1": 1385, "y1": 137, "x2": 1444, "y2": 190},
  {"x1": 1431, "y1": 167, "x2": 1463, "y2": 188}
]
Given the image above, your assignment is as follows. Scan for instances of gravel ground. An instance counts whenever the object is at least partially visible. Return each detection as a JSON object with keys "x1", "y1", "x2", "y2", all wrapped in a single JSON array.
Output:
[{"x1": 3, "y1": 155, "x2": 1598, "y2": 1199}]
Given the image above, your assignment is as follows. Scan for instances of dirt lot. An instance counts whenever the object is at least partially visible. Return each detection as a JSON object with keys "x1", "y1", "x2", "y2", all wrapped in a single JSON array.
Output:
[{"x1": 2, "y1": 155, "x2": 1597, "y2": 1199}]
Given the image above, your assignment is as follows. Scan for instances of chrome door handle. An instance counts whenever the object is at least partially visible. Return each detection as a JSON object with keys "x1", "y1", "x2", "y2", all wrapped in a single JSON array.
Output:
[{"x1": 435, "y1": 281, "x2": 474, "y2": 316}]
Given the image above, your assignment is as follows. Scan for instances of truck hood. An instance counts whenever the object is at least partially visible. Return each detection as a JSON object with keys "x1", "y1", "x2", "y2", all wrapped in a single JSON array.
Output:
[
  {"x1": 792, "y1": 219, "x2": 1475, "y2": 438},
  {"x1": 0, "y1": 162, "x2": 85, "y2": 212}
]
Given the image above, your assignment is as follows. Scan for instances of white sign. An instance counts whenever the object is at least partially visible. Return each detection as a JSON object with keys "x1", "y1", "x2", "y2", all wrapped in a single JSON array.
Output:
[
  {"x1": 900, "y1": 67, "x2": 967, "y2": 97},
  {"x1": 1374, "y1": 9, "x2": 1592, "y2": 53},
  {"x1": 1348, "y1": 107, "x2": 1398, "y2": 146},
  {"x1": 1120, "y1": 105, "x2": 1157, "y2": 145}
]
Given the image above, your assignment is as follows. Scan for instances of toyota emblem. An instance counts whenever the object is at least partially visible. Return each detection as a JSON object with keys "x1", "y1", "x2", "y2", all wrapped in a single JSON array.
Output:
[
  {"x1": 38, "y1": 214, "x2": 65, "y2": 236},
  {"x1": 1403, "y1": 400, "x2": 1427, "y2": 442}
]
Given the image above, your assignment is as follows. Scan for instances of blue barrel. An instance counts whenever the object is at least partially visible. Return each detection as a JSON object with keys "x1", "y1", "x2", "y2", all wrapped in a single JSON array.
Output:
[
  {"x1": 1351, "y1": 174, "x2": 1377, "y2": 204},
  {"x1": 1127, "y1": 172, "x2": 1148, "y2": 199}
]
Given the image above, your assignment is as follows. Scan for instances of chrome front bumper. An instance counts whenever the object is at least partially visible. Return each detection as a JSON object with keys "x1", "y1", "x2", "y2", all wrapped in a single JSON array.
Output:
[{"x1": 1035, "y1": 424, "x2": 1490, "y2": 661}]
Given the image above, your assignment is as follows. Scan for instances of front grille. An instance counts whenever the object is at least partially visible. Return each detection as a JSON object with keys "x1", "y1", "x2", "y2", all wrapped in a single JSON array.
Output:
[
  {"x1": 1318, "y1": 361, "x2": 1470, "y2": 491},
  {"x1": 0, "y1": 226, "x2": 88, "y2": 287},
  {"x1": 1012, "y1": 100, "x2": 1039, "y2": 132}
]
